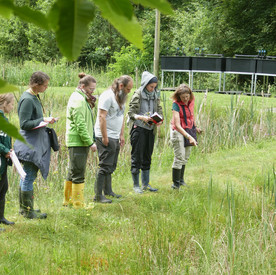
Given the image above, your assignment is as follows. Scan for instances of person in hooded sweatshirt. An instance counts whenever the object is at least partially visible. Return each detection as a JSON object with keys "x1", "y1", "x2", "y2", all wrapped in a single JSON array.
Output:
[{"x1": 128, "y1": 71, "x2": 163, "y2": 194}]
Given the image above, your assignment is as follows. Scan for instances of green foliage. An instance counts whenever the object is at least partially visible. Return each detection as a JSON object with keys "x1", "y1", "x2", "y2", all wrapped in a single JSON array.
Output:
[{"x1": 107, "y1": 45, "x2": 141, "y2": 77}]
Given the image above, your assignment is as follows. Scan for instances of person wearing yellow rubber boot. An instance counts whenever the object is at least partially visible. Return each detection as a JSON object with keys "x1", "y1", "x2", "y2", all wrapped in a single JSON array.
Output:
[{"x1": 65, "y1": 73, "x2": 97, "y2": 208}]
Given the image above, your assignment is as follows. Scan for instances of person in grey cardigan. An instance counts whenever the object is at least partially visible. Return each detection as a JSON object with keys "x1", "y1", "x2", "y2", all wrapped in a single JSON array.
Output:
[{"x1": 14, "y1": 71, "x2": 56, "y2": 219}]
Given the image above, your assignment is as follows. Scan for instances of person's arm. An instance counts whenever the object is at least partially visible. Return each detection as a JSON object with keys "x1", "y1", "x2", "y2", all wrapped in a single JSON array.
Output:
[
  {"x1": 71, "y1": 105, "x2": 93, "y2": 146},
  {"x1": 128, "y1": 90, "x2": 153, "y2": 123},
  {"x1": 99, "y1": 109, "x2": 108, "y2": 146},
  {"x1": 119, "y1": 118, "x2": 125, "y2": 147},
  {"x1": 18, "y1": 98, "x2": 43, "y2": 130},
  {"x1": 173, "y1": 110, "x2": 197, "y2": 146}
]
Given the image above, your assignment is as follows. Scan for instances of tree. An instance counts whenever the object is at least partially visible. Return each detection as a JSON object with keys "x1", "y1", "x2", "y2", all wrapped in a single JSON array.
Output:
[{"x1": 0, "y1": 0, "x2": 173, "y2": 140}]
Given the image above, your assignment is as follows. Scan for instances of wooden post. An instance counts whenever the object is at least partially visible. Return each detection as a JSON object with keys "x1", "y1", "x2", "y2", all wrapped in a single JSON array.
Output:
[{"x1": 153, "y1": 9, "x2": 160, "y2": 77}]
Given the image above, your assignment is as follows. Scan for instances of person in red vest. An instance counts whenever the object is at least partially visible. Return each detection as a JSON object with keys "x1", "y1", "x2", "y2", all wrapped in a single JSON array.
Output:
[{"x1": 170, "y1": 84, "x2": 201, "y2": 189}]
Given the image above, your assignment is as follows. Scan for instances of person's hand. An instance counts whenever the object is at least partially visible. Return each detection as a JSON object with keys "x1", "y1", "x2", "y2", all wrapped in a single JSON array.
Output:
[
  {"x1": 102, "y1": 137, "x2": 109, "y2": 146},
  {"x1": 5, "y1": 149, "x2": 13, "y2": 159},
  {"x1": 141, "y1": 116, "x2": 153, "y2": 124},
  {"x1": 196, "y1": 126, "x2": 202, "y2": 134},
  {"x1": 44, "y1": 117, "x2": 57, "y2": 124},
  {"x1": 90, "y1": 143, "x2": 97, "y2": 152},
  {"x1": 156, "y1": 121, "x2": 163, "y2": 126},
  {"x1": 188, "y1": 136, "x2": 197, "y2": 146},
  {"x1": 120, "y1": 136, "x2": 125, "y2": 147}
]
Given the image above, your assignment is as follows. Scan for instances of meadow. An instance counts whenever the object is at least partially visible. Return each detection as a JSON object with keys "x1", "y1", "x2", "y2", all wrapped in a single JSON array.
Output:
[{"x1": 0, "y1": 85, "x2": 275, "y2": 274}]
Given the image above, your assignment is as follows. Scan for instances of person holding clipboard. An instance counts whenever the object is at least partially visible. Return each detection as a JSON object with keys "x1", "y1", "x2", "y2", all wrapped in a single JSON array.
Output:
[{"x1": 14, "y1": 71, "x2": 57, "y2": 219}]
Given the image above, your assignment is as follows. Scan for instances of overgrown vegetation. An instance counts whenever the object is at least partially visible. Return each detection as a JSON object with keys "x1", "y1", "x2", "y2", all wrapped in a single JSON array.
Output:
[{"x1": 1, "y1": 87, "x2": 275, "y2": 274}]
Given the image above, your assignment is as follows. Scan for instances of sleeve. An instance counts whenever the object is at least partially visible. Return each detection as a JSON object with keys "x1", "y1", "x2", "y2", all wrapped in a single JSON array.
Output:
[
  {"x1": 98, "y1": 92, "x2": 112, "y2": 112},
  {"x1": 127, "y1": 91, "x2": 140, "y2": 120},
  {"x1": 172, "y1": 102, "x2": 180, "y2": 112},
  {"x1": 0, "y1": 143, "x2": 9, "y2": 155},
  {"x1": 70, "y1": 104, "x2": 93, "y2": 146},
  {"x1": 18, "y1": 98, "x2": 43, "y2": 130}
]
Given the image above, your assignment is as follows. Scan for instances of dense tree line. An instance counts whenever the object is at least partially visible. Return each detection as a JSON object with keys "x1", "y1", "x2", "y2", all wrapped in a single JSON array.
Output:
[{"x1": 0, "y1": 0, "x2": 275, "y2": 70}]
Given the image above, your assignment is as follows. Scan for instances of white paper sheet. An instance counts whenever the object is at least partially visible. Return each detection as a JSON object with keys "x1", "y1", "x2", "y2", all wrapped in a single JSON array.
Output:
[{"x1": 10, "y1": 151, "x2": 26, "y2": 180}]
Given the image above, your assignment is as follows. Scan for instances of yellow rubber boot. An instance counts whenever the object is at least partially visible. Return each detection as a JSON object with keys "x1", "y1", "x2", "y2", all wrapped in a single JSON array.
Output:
[
  {"x1": 72, "y1": 183, "x2": 85, "y2": 209},
  {"x1": 63, "y1": 181, "x2": 72, "y2": 206}
]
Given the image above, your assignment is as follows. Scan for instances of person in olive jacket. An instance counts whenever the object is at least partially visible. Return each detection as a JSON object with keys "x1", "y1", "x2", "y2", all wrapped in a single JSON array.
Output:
[
  {"x1": 64, "y1": 73, "x2": 97, "y2": 209},
  {"x1": 0, "y1": 93, "x2": 15, "y2": 229}
]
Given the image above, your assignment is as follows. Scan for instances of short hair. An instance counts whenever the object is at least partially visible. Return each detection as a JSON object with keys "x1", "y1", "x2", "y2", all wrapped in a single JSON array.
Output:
[
  {"x1": 0, "y1": 93, "x2": 14, "y2": 108},
  {"x1": 29, "y1": 71, "x2": 50, "y2": 87},
  {"x1": 172, "y1": 84, "x2": 194, "y2": 102},
  {"x1": 78, "y1": 72, "x2": 96, "y2": 86}
]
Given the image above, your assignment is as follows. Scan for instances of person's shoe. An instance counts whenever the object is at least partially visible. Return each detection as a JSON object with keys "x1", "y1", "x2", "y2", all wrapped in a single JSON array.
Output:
[
  {"x1": 133, "y1": 187, "x2": 143, "y2": 194},
  {"x1": 93, "y1": 195, "x2": 112, "y2": 203},
  {"x1": 0, "y1": 218, "x2": 15, "y2": 225},
  {"x1": 142, "y1": 184, "x2": 158, "y2": 192},
  {"x1": 171, "y1": 183, "x2": 180, "y2": 189},
  {"x1": 72, "y1": 183, "x2": 85, "y2": 209},
  {"x1": 180, "y1": 180, "x2": 189, "y2": 187},
  {"x1": 63, "y1": 180, "x2": 73, "y2": 206},
  {"x1": 108, "y1": 192, "x2": 122, "y2": 198},
  {"x1": 21, "y1": 190, "x2": 47, "y2": 219}
]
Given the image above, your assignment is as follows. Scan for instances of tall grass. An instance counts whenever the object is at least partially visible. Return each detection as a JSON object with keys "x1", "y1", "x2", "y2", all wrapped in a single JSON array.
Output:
[{"x1": 1, "y1": 85, "x2": 275, "y2": 274}]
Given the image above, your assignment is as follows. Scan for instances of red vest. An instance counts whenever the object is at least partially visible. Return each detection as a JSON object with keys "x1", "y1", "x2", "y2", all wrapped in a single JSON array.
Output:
[{"x1": 171, "y1": 99, "x2": 194, "y2": 130}]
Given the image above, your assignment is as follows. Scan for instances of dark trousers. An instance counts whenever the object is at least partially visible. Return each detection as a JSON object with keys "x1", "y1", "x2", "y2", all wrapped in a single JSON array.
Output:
[
  {"x1": 95, "y1": 137, "x2": 120, "y2": 175},
  {"x1": 0, "y1": 171, "x2": 8, "y2": 201},
  {"x1": 130, "y1": 126, "x2": 155, "y2": 175},
  {"x1": 66, "y1": 147, "x2": 90, "y2": 183}
]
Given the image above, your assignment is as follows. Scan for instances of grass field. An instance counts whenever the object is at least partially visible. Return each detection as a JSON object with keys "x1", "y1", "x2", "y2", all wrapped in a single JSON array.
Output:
[{"x1": 0, "y1": 87, "x2": 275, "y2": 274}]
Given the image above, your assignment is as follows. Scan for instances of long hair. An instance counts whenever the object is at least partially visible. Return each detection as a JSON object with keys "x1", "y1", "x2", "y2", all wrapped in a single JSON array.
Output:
[
  {"x1": 172, "y1": 83, "x2": 194, "y2": 102},
  {"x1": 111, "y1": 75, "x2": 133, "y2": 109}
]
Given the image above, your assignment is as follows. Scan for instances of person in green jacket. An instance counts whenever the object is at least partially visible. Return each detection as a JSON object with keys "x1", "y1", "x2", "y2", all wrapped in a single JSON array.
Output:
[
  {"x1": 64, "y1": 72, "x2": 97, "y2": 209},
  {"x1": 0, "y1": 93, "x2": 15, "y2": 230}
]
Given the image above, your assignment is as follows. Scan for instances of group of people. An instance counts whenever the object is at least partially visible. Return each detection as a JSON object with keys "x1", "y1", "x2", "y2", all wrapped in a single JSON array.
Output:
[{"x1": 0, "y1": 70, "x2": 200, "y2": 229}]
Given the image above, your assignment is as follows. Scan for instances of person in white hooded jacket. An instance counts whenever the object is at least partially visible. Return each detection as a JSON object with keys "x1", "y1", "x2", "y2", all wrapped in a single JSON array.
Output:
[{"x1": 127, "y1": 71, "x2": 163, "y2": 194}]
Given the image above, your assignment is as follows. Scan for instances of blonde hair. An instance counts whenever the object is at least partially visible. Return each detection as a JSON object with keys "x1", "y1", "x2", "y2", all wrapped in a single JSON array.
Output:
[{"x1": 0, "y1": 93, "x2": 14, "y2": 108}]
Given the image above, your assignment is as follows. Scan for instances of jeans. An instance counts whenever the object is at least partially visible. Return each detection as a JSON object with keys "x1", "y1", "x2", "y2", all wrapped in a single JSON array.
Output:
[{"x1": 20, "y1": 162, "x2": 39, "y2": 191}]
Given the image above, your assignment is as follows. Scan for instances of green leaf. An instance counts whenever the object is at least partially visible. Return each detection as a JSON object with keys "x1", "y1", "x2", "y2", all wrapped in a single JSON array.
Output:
[
  {"x1": 132, "y1": 0, "x2": 173, "y2": 15},
  {"x1": 48, "y1": 0, "x2": 95, "y2": 60},
  {"x1": 94, "y1": 0, "x2": 143, "y2": 49},
  {"x1": 13, "y1": 6, "x2": 50, "y2": 30},
  {"x1": 0, "y1": 79, "x2": 19, "y2": 94},
  {"x1": 0, "y1": 116, "x2": 25, "y2": 143},
  {"x1": 0, "y1": 0, "x2": 13, "y2": 18}
]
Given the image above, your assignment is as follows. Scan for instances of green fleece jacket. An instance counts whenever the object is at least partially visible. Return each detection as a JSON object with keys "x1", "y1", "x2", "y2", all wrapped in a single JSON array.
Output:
[
  {"x1": 0, "y1": 111, "x2": 12, "y2": 176},
  {"x1": 66, "y1": 89, "x2": 94, "y2": 147}
]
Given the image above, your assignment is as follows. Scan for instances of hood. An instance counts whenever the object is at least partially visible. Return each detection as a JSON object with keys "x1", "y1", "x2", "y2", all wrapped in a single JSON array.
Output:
[{"x1": 140, "y1": 71, "x2": 157, "y2": 91}]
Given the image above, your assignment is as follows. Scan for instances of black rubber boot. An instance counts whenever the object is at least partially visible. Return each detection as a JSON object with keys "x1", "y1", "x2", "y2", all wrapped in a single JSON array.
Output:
[
  {"x1": 94, "y1": 173, "x2": 112, "y2": 203},
  {"x1": 0, "y1": 199, "x2": 15, "y2": 225},
  {"x1": 180, "y1": 165, "x2": 188, "y2": 187},
  {"x1": 104, "y1": 174, "x2": 122, "y2": 198},
  {"x1": 132, "y1": 173, "x2": 143, "y2": 194},
  {"x1": 141, "y1": 170, "x2": 158, "y2": 192},
  {"x1": 21, "y1": 191, "x2": 47, "y2": 219},
  {"x1": 19, "y1": 187, "x2": 40, "y2": 215},
  {"x1": 172, "y1": 168, "x2": 181, "y2": 189}
]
